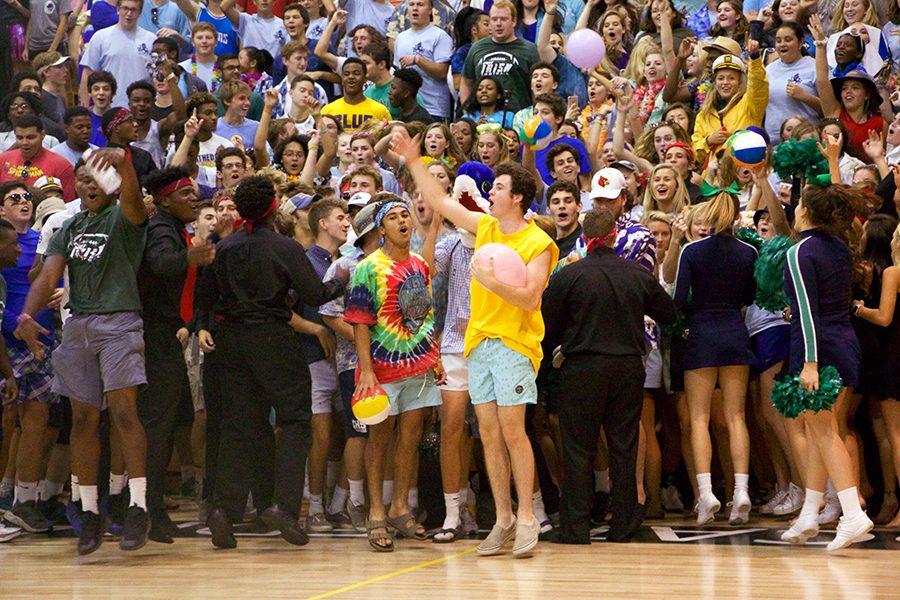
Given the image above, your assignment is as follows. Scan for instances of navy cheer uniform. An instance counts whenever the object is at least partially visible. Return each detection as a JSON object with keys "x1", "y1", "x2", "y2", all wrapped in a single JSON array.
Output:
[
  {"x1": 784, "y1": 230, "x2": 861, "y2": 387},
  {"x1": 674, "y1": 235, "x2": 758, "y2": 370}
]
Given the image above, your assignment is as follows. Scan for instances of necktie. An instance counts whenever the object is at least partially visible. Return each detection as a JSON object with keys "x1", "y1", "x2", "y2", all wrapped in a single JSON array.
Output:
[{"x1": 180, "y1": 228, "x2": 197, "y2": 324}]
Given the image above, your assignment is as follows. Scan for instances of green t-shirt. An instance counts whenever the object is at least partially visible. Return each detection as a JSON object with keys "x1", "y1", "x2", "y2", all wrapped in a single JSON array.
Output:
[
  {"x1": 45, "y1": 205, "x2": 147, "y2": 315},
  {"x1": 461, "y1": 37, "x2": 541, "y2": 113},
  {"x1": 215, "y1": 90, "x2": 264, "y2": 121},
  {"x1": 364, "y1": 80, "x2": 428, "y2": 120}
]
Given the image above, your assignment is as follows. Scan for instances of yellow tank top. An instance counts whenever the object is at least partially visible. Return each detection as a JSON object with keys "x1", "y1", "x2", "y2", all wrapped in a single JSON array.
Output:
[{"x1": 463, "y1": 216, "x2": 559, "y2": 374}]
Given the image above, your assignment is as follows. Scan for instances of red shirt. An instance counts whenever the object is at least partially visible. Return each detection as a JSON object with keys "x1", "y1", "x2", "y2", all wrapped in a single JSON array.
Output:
[
  {"x1": 0, "y1": 148, "x2": 76, "y2": 202},
  {"x1": 839, "y1": 108, "x2": 885, "y2": 163}
]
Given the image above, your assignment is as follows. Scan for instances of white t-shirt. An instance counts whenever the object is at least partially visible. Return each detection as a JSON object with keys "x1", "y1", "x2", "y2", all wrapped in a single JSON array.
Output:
[
  {"x1": 237, "y1": 12, "x2": 288, "y2": 59},
  {"x1": 179, "y1": 57, "x2": 217, "y2": 90},
  {"x1": 165, "y1": 132, "x2": 233, "y2": 187},
  {"x1": 393, "y1": 25, "x2": 454, "y2": 118},
  {"x1": 343, "y1": 0, "x2": 393, "y2": 35},
  {"x1": 764, "y1": 57, "x2": 819, "y2": 145},
  {"x1": 80, "y1": 25, "x2": 157, "y2": 107},
  {"x1": 37, "y1": 200, "x2": 83, "y2": 325}
]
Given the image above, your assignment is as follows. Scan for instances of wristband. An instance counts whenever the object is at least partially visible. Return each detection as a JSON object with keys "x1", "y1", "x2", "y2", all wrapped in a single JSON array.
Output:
[{"x1": 814, "y1": 40, "x2": 826, "y2": 47}]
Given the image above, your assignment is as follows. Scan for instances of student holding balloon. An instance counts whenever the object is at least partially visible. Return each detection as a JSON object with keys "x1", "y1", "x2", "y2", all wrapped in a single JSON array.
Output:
[{"x1": 393, "y1": 131, "x2": 558, "y2": 559}]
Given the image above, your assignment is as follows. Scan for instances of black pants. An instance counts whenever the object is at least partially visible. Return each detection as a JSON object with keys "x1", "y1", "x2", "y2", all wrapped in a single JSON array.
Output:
[
  {"x1": 202, "y1": 346, "x2": 274, "y2": 515},
  {"x1": 558, "y1": 354, "x2": 644, "y2": 542},
  {"x1": 214, "y1": 322, "x2": 311, "y2": 520},
  {"x1": 137, "y1": 321, "x2": 188, "y2": 515}
]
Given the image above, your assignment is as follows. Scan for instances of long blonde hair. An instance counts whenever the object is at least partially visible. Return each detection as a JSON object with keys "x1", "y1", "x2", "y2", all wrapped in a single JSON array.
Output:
[
  {"x1": 699, "y1": 68, "x2": 747, "y2": 119},
  {"x1": 832, "y1": 0, "x2": 880, "y2": 30},
  {"x1": 891, "y1": 223, "x2": 900, "y2": 266},
  {"x1": 634, "y1": 121, "x2": 690, "y2": 164},
  {"x1": 702, "y1": 191, "x2": 739, "y2": 235},
  {"x1": 623, "y1": 37, "x2": 660, "y2": 83},
  {"x1": 641, "y1": 164, "x2": 690, "y2": 216}
]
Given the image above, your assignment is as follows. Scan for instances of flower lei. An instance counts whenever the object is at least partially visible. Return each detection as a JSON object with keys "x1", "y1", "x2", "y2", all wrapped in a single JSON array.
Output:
[
  {"x1": 191, "y1": 54, "x2": 221, "y2": 92},
  {"x1": 635, "y1": 80, "x2": 665, "y2": 124}
]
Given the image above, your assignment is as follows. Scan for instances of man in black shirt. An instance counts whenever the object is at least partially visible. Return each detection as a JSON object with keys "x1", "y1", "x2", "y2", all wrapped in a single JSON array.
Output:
[
  {"x1": 388, "y1": 68, "x2": 434, "y2": 124},
  {"x1": 542, "y1": 208, "x2": 677, "y2": 544},
  {"x1": 546, "y1": 180, "x2": 582, "y2": 257},
  {"x1": 102, "y1": 108, "x2": 157, "y2": 181},
  {"x1": 138, "y1": 166, "x2": 215, "y2": 544},
  {"x1": 196, "y1": 176, "x2": 343, "y2": 549}
]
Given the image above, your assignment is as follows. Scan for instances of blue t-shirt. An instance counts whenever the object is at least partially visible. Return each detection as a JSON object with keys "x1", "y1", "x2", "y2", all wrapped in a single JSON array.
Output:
[
  {"x1": 535, "y1": 135, "x2": 591, "y2": 185},
  {"x1": 216, "y1": 117, "x2": 260, "y2": 148},
  {"x1": 464, "y1": 110, "x2": 515, "y2": 128},
  {"x1": 2, "y1": 229, "x2": 55, "y2": 347},
  {"x1": 89, "y1": 111, "x2": 107, "y2": 147},
  {"x1": 84, "y1": 0, "x2": 118, "y2": 41},
  {"x1": 199, "y1": 7, "x2": 238, "y2": 56}
]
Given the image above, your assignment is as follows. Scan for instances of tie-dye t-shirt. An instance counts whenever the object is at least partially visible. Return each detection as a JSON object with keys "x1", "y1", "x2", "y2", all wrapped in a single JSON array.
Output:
[{"x1": 344, "y1": 249, "x2": 440, "y2": 384}]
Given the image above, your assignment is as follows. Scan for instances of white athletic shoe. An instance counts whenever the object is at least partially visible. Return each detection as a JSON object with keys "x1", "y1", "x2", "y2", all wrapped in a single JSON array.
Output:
[
  {"x1": 826, "y1": 513, "x2": 874, "y2": 551},
  {"x1": 818, "y1": 493, "x2": 842, "y2": 525},
  {"x1": 781, "y1": 514, "x2": 820, "y2": 544},
  {"x1": 696, "y1": 494, "x2": 721, "y2": 526},
  {"x1": 0, "y1": 525, "x2": 22, "y2": 543},
  {"x1": 773, "y1": 483, "x2": 804, "y2": 517},
  {"x1": 760, "y1": 488, "x2": 788, "y2": 515},
  {"x1": 729, "y1": 489, "x2": 752, "y2": 525}
]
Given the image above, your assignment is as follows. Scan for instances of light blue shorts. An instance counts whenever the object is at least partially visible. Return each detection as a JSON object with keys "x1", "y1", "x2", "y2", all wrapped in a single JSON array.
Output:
[
  {"x1": 380, "y1": 370, "x2": 442, "y2": 416},
  {"x1": 468, "y1": 338, "x2": 537, "y2": 407}
]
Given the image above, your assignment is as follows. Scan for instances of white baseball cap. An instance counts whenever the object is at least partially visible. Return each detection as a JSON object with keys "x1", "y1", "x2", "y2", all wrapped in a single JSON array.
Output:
[
  {"x1": 589, "y1": 168, "x2": 627, "y2": 200},
  {"x1": 347, "y1": 192, "x2": 371, "y2": 208}
]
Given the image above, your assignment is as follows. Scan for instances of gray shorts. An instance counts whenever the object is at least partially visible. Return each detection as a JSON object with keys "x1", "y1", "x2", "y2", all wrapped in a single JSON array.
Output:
[
  {"x1": 380, "y1": 370, "x2": 442, "y2": 416},
  {"x1": 51, "y1": 312, "x2": 147, "y2": 409}
]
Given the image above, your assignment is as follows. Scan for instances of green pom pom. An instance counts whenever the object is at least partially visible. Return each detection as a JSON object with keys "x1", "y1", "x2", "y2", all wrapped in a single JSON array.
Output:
[
  {"x1": 771, "y1": 365, "x2": 845, "y2": 418},
  {"x1": 772, "y1": 139, "x2": 830, "y2": 181},
  {"x1": 754, "y1": 235, "x2": 793, "y2": 313},
  {"x1": 736, "y1": 227, "x2": 764, "y2": 250}
]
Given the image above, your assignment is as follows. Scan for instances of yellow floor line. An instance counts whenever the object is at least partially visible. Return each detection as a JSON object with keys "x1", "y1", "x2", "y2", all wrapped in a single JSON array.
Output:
[{"x1": 307, "y1": 546, "x2": 477, "y2": 599}]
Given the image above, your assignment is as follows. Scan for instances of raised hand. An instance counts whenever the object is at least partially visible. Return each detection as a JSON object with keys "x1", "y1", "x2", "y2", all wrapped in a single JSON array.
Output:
[
  {"x1": 390, "y1": 131, "x2": 421, "y2": 163},
  {"x1": 808, "y1": 14, "x2": 826, "y2": 43},
  {"x1": 184, "y1": 108, "x2": 201, "y2": 138}
]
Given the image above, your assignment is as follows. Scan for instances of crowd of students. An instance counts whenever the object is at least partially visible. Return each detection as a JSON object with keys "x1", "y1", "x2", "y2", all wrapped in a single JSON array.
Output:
[{"x1": 0, "y1": 0, "x2": 899, "y2": 559}]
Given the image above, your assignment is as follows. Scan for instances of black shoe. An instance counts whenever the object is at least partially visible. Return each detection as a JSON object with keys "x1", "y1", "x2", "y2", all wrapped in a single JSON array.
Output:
[
  {"x1": 148, "y1": 509, "x2": 178, "y2": 544},
  {"x1": 101, "y1": 494, "x2": 126, "y2": 536},
  {"x1": 261, "y1": 505, "x2": 309, "y2": 546},
  {"x1": 77, "y1": 511, "x2": 104, "y2": 556},
  {"x1": 4, "y1": 501, "x2": 53, "y2": 533},
  {"x1": 120, "y1": 506, "x2": 149, "y2": 551},
  {"x1": 207, "y1": 508, "x2": 236, "y2": 549},
  {"x1": 37, "y1": 497, "x2": 68, "y2": 525},
  {"x1": 590, "y1": 492, "x2": 611, "y2": 525}
]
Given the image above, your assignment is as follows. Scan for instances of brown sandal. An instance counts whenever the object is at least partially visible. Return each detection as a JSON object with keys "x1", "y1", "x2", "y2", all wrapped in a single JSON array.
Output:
[
  {"x1": 387, "y1": 512, "x2": 426, "y2": 540},
  {"x1": 366, "y1": 519, "x2": 394, "y2": 552}
]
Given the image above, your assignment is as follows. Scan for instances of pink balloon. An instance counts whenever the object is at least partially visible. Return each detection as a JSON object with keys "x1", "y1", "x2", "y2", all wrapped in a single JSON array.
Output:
[
  {"x1": 474, "y1": 243, "x2": 527, "y2": 288},
  {"x1": 565, "y1": 29, "x2": 607, "y2": 71}
]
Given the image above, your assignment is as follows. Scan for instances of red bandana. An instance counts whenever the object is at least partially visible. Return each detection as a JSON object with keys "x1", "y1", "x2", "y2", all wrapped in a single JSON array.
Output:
[
  {"x1": 585, "y1": 226, "x2": 618, "y2": 253},
  {"x1": 234, "y1": 197, "x2": 278, "y2": 233}
]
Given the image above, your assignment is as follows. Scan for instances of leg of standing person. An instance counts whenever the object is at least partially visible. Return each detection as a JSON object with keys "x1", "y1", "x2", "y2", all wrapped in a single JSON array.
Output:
[
  {"x1": 720, "y1": 365, "x2": 751, "y2": 525},
  {"x1": 307, "y1": 359, "x2": 336, "y2": 533},
  {"x1": 685, "y1": 367, "x2": 720, "y2": 525}
]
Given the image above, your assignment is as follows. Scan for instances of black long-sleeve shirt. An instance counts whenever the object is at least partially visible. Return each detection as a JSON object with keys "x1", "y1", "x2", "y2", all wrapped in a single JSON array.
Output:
[
  {"x1": 542, "y1": 247, "x2": 677, "y2": 357},
  {"x1": 138, "y1": 210, "x2": 189, "y2": 329},
  {"x1": 196, "y1": 226, "x2": 343, "y2": 330}
]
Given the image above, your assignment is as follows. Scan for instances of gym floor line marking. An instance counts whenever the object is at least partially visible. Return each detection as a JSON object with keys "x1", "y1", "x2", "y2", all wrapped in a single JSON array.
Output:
[{"x1": 307, "y1": 546, "x2": 477, "y2": 599}]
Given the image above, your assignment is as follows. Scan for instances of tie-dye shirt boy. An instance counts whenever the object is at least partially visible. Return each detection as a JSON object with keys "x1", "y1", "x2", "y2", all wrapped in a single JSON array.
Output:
[{"x1": 344, "y1": 249, "x2": 440, "y2": 384}]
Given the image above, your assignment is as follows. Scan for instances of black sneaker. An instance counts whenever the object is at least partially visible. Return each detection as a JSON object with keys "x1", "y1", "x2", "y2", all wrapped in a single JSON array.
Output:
[
  {"x1": 207, "y1": 507, "x2": 237, "y2": 549},
  {"x1": 77, "y1": 511, "x2": 104, "y2": 556},
  {"x1": 37, "y1": 497, "x2": 68, "y2": 525},
  {"x1": 261, "y1": 504, "x2": 309, "y2": 546},
  {"x1": 102, "y1": 493, "x2": 126, "y2": 536},
  {"x1": 148, "y1": 509, "x2": 178, "y2": 544},
  {"x1": 120, "y1": 506, "x2": 149, "y2": 551},
  {"x1": 590, "y1": 492, "x2": 611, "y2": 525},
  {"x1": 4, "y1": 501, "x2": 53, "y2": 533}
]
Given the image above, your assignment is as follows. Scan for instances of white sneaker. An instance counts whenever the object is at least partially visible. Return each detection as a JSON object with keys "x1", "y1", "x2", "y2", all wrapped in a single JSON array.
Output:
[
  {"x1": 760, "y1": 488, "x2": 788, "y2": 515},
  {"x1": 826, "y1": 513, "x2": 874, "y2": 551},
  {"x1": 729, "y1": 489, "x2": 751, "y2": 525},
  {"x1": 781, "y1": 514, "x2": 819, "y2": 544},
  {"x1": 661, "y1": 484, "x2": 685, "y2": 512},
  {"x1": 818, "y1": 493, "x2": 842, "y2": 525},
  {"x1": 0, "y1": 525, "x2": 22, "y2": 543},
  {"x1": 773, "y1": 483, "x2": 804, "y2": 517},
  {"x1": 696, "y1": 494, "x2": 721, "y2": 526}
]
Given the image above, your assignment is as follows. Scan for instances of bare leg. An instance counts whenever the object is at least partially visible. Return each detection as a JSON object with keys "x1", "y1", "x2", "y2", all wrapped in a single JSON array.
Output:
[
  {"x1": 15, "y1": 400, "x2": 50, "y2": 487},
  {"x1": 364, "y1": 415, "x2": 395, "y2": 549},
  {"x1": 640, "y1": 394, "x2": 662, "y2": 514},
  {"x1": 498, "y1": 404, "x2": 535, "y2": 525},
  {"x1": 474, "y1": 402, "x2": 513, "y2": 527}
]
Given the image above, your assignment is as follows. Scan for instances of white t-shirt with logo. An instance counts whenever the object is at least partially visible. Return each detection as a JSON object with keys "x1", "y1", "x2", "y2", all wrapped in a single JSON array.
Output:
[
  {"x1": 81, "y1": 25, "x2": 158, "y2": 107},
  {"x1": 393, "y1": 25, "x2": 454, "y2": 119},
  {"x1": 237, "y1": 13, "x2": 288, "y2": 59}
]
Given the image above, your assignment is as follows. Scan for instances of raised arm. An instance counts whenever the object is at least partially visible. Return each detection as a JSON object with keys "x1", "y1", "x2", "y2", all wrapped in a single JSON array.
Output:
[
  {"x1": 662, "y1": 39, "x2": 697, "y2": 104},
  {"x1": 810, "y1": 15, "x2": 840, "y2": 118},
  {"x1": 223, "y1": 0, "x2": 241, "y2": 28},
  {"x1": 538, "y1": 0, "x2": 560, "y2": 64},
  {"x1": 612, "y1": 91, "x2": 653, "y2": 171},
  {"x1": 392, "y1": 133, "x2": 483, "y2": 234},
  {"x1": 173, "y1": 0, "x2": 200, "y2": 21},
  {"x1": 300, "y1": 130, "x2": 320, "y2": 186},
  {"x1": 314, "y1": 10, "x2": 346, "y2": 72},
  {"x1": 254, "y1": 89, "x2": 278, "y2": 169},
  {"x1": 93, "y1": 148, "x2": 146, "y2": 225}
]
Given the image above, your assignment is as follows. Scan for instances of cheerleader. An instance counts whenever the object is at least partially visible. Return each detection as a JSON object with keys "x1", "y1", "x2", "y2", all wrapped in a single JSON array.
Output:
[
  {"x1": 780, "y1": 184, "x2": 874, "y2": 550},
  {"x1": 673, "y1": 189, "x2": 758, "y2": 526}
]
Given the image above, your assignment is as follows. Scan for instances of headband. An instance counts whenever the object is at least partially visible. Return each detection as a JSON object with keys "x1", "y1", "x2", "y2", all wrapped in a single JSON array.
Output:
[
  {"x1": 374, "y1": 201, "x2": 409, "y2": 228},
  {"x1": 234, "y1": 197, "x2": 278, "y2": 233},
  {"x1": 105, "y1": 108, "x2": 133, "y2": 136},
  {"x1": 700, "y1": 180, "x2": 742, "y2": 198},
  {"x1": 155, "y1": 177, "x2": 193, "y2": 199},
  {"x1": 585, "y1": 226, "x2": 618, "y2": 254},
  {"x1": 476, "y1": 123, "x2": 502, "y2": 135},
  {"x1": 664, "y1": 142, "x2": 694, "y2": 160}
]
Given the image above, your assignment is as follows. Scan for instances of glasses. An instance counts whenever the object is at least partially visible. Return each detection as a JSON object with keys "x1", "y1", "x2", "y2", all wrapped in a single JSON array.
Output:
[
  {"x1": 151, "y1": 7, "x2": 159, "y2": 23},
  {"x1": 3, "y1": 192, "x2": 32, "y2": 205},
  {"x1": 119, "y1": 4, "x2": 139, "y2": 13},
  {"x1": 282, "y1": 151, "x2": 303, "y2": 159},
  {"x1": 10, "y1": 103, "x2": 28, "y2": 111}
]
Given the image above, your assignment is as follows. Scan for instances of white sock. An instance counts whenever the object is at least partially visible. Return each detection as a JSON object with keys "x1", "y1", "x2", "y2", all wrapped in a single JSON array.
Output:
[
  {"x1": 37, "y1": 480, "x2": 64, "y2": 501},
  {"x1": 800, "y1": 489, "x2": 824, "y2": 520},
  {"x1": 328, "y1": 486, "x2": 348, "y2": 515},
  {"x1": 533, "y1": 491, "x2": 549, "y2": 524},
  {"x1": 70, "y1": 475, "x2": 81, "y2": 503},
  {"x1": 14, "y1": 481, "x2": 38, "y2": 504},
  {"x1": 442, "y1": 492, "x2": 461, "y2": 529},
  {"x1": 837, "y1": 486, "x2": 864, "y2": 520},
  {"x1": 595, "y1": 469, "x2": 611, "y2": 494},
  {"x1": 382, "y1": 480, "x2": 394, "y2": 506},
  {"x1": 109, "y1": 473, "x2": 126, "y2": 496},
  {"x1": 734, "y1": 473, "x2": 749, "y2": 493},
  {"x1": 309, "y1": 493, "x2": 325, "y2": 515},
  {"x1": 81, "y1": 485, "x2": 99, "y2": 514},
  {"x1": 326, "y1": 461, "x2": 340, "y2": 495},
  {"x1": 408, "y1": 488, "x2": 418, "y2": 512},
  {"x1": 697, "y1": 473, "x2": 713, "y2": 498},
  {"x1": 180, "y1": 465, "x2": 196, "y2": 484},
  {"x1": 349, "y1": 479, "x2": 365, "y2": 507},
  {"x1": 128, "y1": 477, "x2": 147, "y2": 510}
]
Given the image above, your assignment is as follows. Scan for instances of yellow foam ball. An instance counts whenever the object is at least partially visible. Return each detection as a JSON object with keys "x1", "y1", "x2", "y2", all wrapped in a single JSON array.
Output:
[{"x1": 352, "y1": 388, "x2": 390, "y2": 425}]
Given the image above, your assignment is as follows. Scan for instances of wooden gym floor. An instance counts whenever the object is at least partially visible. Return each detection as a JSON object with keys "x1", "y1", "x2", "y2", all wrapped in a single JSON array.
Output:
[{"x1": 3, "y1": 505, "x2": 900, "y2": 599}]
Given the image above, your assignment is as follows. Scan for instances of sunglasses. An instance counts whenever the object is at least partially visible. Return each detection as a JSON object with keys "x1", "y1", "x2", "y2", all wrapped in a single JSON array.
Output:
[
  {"x1": 3, "y1": 192, "x2": 32, "y2": 205},
  {"x1": 151, "y1": 7, "x2": 159, "y2": 24},
  {"x1": 342, "y1": 191, "x2": 351, "y2": 200}
]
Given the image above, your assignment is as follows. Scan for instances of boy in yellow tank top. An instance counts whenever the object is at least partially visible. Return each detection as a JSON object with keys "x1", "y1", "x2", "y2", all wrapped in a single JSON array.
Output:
[{"x1": 393, "y1": 133, "x2": 558, "y2": 558}]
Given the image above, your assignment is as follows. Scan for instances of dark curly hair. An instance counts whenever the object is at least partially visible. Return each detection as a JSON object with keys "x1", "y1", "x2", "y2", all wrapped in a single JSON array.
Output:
[
  {"x1": 273, "y1": 134, "x2": 309, "y2": 168},
  {"x1": 234, "y1": 175, "x2": 277, "y2": 222},
  {"x1": 801, "y1": 184, "x2": 867, "y2": 241},
  {"x1": 142, "y1": 166, "x2": 191, "y2": 197}
]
